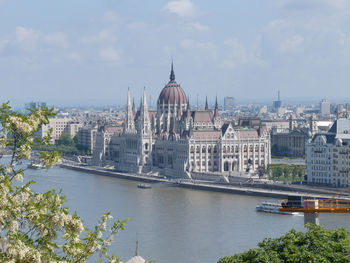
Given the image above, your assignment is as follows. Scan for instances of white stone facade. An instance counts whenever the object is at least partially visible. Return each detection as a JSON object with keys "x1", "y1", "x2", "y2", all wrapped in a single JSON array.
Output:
[
  {"x1": 100, "y1": 65, "x2": 271, "y2": 177},
  {"x1": 306, "y1": 118, "x2": 350, "y2": 187}
]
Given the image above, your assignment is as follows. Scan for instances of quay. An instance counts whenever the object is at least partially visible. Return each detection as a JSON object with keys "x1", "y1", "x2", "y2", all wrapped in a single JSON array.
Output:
[{"x1": 60, "y1": 162, "x2": 349, "y2": 200}]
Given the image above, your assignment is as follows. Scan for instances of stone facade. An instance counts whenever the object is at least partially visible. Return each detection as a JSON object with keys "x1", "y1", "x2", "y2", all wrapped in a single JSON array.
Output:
[
  {"x1": 306, "y1": 118, "x2": 350, "y2": 187},
  {"x1": 99, "y1": 64, "x2": 271, "y2": 177}
]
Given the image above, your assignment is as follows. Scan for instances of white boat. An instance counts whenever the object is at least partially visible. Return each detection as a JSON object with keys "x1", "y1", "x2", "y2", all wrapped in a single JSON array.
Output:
[
  {"x1": 256, "y1": 201, "x2": 301, "y2": 215},
  {"x1": 28, "y1": 162, "x2": 45, "y2": 169}
]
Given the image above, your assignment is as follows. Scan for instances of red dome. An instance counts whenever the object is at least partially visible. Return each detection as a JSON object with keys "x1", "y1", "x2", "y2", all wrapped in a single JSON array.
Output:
[{"x1": 158, "y1": 81, "x2": 187, "y2": 105}]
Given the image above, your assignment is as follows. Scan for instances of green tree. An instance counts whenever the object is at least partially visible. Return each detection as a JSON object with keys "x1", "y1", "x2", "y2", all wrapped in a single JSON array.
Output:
[
  {"x1": 57, "y1": 132, "x2": 74, "y2": 146},
  {"x1": 218, "y1": 224, "x2": 350, "y2": 263},
  {"x1": 0, "y1": 103, "x2": 126, "y2": 262}
]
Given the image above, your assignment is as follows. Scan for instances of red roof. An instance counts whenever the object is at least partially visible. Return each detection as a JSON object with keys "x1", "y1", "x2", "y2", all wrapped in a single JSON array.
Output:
[{"x1": 158, "y1": 81, "x2": 187, "y2": 105}]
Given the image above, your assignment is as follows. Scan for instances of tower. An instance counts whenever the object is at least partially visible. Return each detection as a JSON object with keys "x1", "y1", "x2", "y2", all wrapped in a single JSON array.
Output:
[
  {"x1": 137, "y1": 89, "x2": 152, "y2": 170},
  {"x1": 124, "y1": 88, "x2": 136, "y2": 134}
]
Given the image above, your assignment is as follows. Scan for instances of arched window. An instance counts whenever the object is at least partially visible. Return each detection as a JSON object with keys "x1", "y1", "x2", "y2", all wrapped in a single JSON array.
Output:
[
  {"x1": 223, "y1": 146, "x2": 226, "y2": 153},
  {"x1": 202, "y1": 147, "x2": 206, "y2": 153}
]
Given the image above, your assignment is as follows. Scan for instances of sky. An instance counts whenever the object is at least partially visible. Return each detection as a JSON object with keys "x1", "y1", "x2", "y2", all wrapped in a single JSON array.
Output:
[{"x1": 1, "y1": 0, "x2": 350, "y2": 107}]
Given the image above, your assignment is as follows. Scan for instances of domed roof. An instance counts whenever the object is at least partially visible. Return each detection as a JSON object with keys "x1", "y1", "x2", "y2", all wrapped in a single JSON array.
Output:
[
  {"x1": 158, "y1": 62, "x2": 187, "y2": 105},
  {"x1": 126, "y1": 256, "x2": 146, "y2": 263}
]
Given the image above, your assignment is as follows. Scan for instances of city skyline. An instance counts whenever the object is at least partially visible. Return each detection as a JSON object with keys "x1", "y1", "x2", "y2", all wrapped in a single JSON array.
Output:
[{"x1": 2, "y1": 0, "x2": 350, "y2": 106}]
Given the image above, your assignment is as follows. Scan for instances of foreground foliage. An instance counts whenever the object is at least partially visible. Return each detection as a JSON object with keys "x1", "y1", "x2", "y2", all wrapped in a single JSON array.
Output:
[
  {"x1": 218, "y1": 224, "x2": 350, "y2": 263},
  {"x1": 0, "y1": 103, "x2": 126, "y2": 262}
]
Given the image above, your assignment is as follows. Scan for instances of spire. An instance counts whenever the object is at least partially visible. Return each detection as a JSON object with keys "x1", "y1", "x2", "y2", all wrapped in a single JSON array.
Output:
[
  {"x1": 170, "y1": 61, "x2": 175, "y2": 82},
  {"x1": 187, "y1": 94, "x2": 190, "y2": 109},
  {"x1": 124, "y1": 87, "x2": 136, "y2": 133},
  {"x1": 132, "y1": 98, "x2": 136, "y2": 113},
  {"x1": 205, "y1": 96, "x2": 208, "y2": 110},
  {"x1": 214, "y1": 95, "x2": 219, "y2": 118},
  {"x1": 135, "y1": 240, "x2": 139, "y2": 256}
]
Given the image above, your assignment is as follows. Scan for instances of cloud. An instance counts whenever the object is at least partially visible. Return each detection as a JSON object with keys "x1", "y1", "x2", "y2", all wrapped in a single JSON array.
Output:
[
  {"x1": 186, "y1": 21, "x2": 209, "y2": 32},
  {"x1": 81, "y1": 30, "x2": 116, "y2": 44},
  {"x1": 222, "y1": 38, "x2": 266, "y2": 69},
  {"x1": 16, "y1": 26, "x2": 40, "y2": 49},
  {"x1": 128, "y1": 22, "x2": 147, "y2": 30},
  {"x1": 65, "y1": 52, "x2": 81, "y2": 61},
  {"x1": 180, "y1": 39, "x2": 214, "y2": 49},
  {"x1": 0, "y1": 39, "x2": 9, "y2": 53},
  {"x1": 162, "y1": 0, "x2": 197, "y2": 17},
  {"x1": 44, "y1": 32, "x2": 68, "y2": 48},
  {"x1": 99, "y1": 47, "x2": 120, "y2": 63},
  {"x1": 280, "y1": 35, "x2": 304, "y2": 53},
  {"x1": 103, "y1": 11, "x2": 121, "y2": 23}
]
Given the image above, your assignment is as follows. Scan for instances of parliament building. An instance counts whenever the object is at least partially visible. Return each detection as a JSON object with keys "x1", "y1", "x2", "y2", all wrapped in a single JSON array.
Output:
[{"x1": 96, "y1": 63, "x2": 271, "y2": 178}]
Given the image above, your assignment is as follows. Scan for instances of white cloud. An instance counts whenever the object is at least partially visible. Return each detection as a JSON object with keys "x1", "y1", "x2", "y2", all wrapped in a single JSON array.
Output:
[
  {"x1": 128, "y1": 22, "x2": 147, "y2": 30},
  {"x1": 180, "y1": 39, "x2": 214, "y2": 49},
  {"x1": 65, "y1": 52, "x2": 81, "y2": 61},
  {"x1": 0, "y1": 39, "x2": 9, "y2": 53},
  {"x1": 223, "y1": 38, "x2": 266, "y2": 69},
  {"x1": 162, "y1": 0, "x2": 197, "y2": 17},
  {"x1": 280, "y1": 35, "x2": 304, "y2": 53},
  {"x1": 186, "y1": 21, "x2": 209, "y2": 32},
  {"x1": 104, "y1": 11, "x2": 120, "y2": 23},
  {"x1": 44, "y1": 32, "x2": 68, "y2": 48},
  {"x1": 81, "y1": 30, "x2": 116, "y2": 44},
  {"x1": 16, "y1": 26, "x2": 40, "y2": 49},
  {"x1": 99, "y1": 47, "x2": 120, "y2": 63}
]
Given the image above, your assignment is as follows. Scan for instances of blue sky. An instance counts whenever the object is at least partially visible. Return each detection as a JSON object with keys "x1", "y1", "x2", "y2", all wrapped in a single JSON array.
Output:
[{"x1": 1, "y1": 0, "x2": 350, "y2": 107}]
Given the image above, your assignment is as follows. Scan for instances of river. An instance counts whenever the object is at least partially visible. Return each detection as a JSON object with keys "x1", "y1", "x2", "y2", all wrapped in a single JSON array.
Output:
[{"x1": 25, "y1": 166, "x2": 350, "y2": 263}]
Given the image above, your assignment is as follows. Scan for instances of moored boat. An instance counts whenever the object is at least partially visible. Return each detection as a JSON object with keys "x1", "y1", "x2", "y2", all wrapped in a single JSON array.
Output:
[
  {"x1": 28, "y1": 161, "x2": 45, "y2": 169},
  {"x1": 256, "y1": 201, "x2": 301, "y2": 215},
  {"x1": 137, "y1": 183, "x2": 152, "y2": 189}
]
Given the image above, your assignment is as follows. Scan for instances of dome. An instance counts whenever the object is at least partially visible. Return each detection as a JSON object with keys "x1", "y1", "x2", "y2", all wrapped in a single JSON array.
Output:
[
  {"x1": 158, "y1": 62, "x2": 187, "y2": 105},
  {"x1": 126, "y1": 256, "x2": 146, "y2": 263},
  {"x1": 158, "y1": 82, "x2": 187, "y2": 105}
]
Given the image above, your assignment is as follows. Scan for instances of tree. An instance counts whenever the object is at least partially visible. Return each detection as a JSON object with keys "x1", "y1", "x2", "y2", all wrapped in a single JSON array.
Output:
[
  {"x1": 0, "y1": 103, "x2": 126, "y2": 262},
  {"x1": 218, "y1": 224, "x2": 350, "y2": 263},
  {"x1": 57, "y1": 132, "x2": 74, "y2": 146}
]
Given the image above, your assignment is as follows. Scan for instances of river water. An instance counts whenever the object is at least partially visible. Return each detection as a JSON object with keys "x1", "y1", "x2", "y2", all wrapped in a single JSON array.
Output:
[{"x1": 25, "y1": 166, "x2": 350, "y2": 263}]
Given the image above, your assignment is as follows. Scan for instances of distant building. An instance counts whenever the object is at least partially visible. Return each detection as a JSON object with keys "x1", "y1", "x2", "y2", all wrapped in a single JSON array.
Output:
[
  {"x1": 25, "y1": 101, "x2": 46, "y2": 111},
  {"x1": 306, "y1": 118, "x2": 350, "y2": 187},
  {"x1": 320, "y1": 99, "x2": 330, "y2": 117},
  {"x1": 224, "y1": 97, "x2": 235, "y2": 111},
  {"x1": 36, "y1": 118, "x2": 82, "y2": 144},
  {"x1": 272, "y1": 91, "x2": 282, "y2": 110},
  {"x1": 77, "y1": 125, "x2": 98, "y2": 152}
]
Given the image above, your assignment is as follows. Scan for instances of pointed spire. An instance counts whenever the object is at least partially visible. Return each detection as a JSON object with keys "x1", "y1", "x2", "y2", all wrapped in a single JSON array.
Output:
[
  {"x1": 124, "y1": 87, "x2": 136, "y2": 133},
  {"x1": 214, "y1": 95, "x2": 219, "y2": 118},
  {"x1": 187, "y1": 94, "x2": 190, "y2": 109},
  {"x1": 170, "y1": 61, "x2": 175, "y2": 82},
  {"x1": 135, "y1": 239, "x2": 139, "y2": 256},
  {"x1": 205, "y1": 96, "x2": 208, "y2": 110},
  {"x1": 132, "y1": 98, "x2": 136, "y2": 112}
]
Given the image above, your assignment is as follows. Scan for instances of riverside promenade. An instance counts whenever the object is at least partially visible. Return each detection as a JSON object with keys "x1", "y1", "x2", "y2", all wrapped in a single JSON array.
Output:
[{"x1": 60, "y1": 162, "x2": 349, "y2": 200}]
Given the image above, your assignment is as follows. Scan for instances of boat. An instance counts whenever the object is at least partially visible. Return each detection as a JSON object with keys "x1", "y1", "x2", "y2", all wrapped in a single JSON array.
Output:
[
  {"x1": 256, "y1": 201, "x2": 301, "y2": 215},
  {"x1": 137, "y1": 183, "x2": 152, "y2": 189},
  {"x1": 28, "y1": 161, "x2": 45, "y2": 169}
]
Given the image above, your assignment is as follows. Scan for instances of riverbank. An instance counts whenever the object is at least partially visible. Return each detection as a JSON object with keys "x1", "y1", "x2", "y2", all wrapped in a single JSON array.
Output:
[{"x1": 60, "y1": 163, "x2": 348, "y2": 200}]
